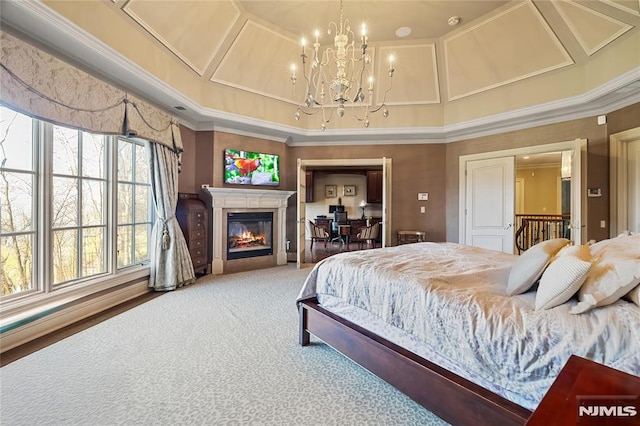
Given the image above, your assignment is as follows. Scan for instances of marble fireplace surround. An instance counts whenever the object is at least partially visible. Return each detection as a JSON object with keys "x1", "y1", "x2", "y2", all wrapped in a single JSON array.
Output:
[{"x1": 203, "y1": 187, "x2": 295, "y2": 274}]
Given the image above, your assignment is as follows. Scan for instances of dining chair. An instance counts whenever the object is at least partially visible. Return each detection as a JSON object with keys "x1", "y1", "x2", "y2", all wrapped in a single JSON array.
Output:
[
  {"x1": 355, "y1": 222, "x2": 380, "y2": 249},
  {"x1": 307, "y1": 220, "x2": 330, "y2": 250}
]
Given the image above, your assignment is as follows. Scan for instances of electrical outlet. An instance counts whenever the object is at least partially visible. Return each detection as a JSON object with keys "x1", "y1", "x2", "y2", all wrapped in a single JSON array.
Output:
[
  {"x1": 600, "y1": 220, "x2": 606, "y2": 228},
  {"x1": 420, "y1": 206, "x2": 426, "y2": 213}
]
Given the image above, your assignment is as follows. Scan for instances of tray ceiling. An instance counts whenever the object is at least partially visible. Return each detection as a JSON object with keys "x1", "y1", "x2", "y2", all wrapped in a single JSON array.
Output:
[
  {"x1": 1, "y1": 0, "x2": 639, "y2": 143},
  {"x1": 117, "y1": 0, "x2": 636, "y2": 105}
]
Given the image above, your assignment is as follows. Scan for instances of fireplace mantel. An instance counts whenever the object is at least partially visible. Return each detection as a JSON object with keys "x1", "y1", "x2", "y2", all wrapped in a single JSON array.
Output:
[
  {"x1": 202, "y1": 188, "x2": 295, "y2": 274},
  {"x1": 205, "y1": 187, "x2": 295, "y2": 208}
]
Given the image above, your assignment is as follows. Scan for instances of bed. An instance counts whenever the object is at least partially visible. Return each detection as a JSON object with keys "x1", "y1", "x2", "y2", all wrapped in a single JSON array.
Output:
[{"x1": 297, "y1": 237, "x2": 640, "y2": 425}]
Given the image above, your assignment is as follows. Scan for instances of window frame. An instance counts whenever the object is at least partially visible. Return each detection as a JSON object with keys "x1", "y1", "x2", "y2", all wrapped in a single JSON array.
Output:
[
  {"x1": 0, "y1": 107, "x2": 152, "y2": 315},
  {"x1": 116, "y1": 136, "x2": 154, "y2": 270}
]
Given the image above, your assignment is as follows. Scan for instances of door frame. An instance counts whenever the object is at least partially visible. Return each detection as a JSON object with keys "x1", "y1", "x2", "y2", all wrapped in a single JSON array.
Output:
[
  {"x1": 459, "y1": 139, "x2": 587, "y2": 245},
  {"x1": 610, "y1": 126, "x2": 640, "y2": 236},
  {"x1": 296, "y1": 157, "x2": 392, "y2": 269}
]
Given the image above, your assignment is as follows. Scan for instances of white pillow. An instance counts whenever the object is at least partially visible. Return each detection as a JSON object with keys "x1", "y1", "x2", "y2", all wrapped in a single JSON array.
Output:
[
  {"x1": 553, "y1": 243, "x2": 592, "y2": 261},
  {"x1": 625, "y1": 284, "x2": 640, "y2": 306},
  {"x1": 571, "y1": 234, "x2": 640, "y2": 314},
  {"x1": 590, "y1": 232, "x2": 637, "y2": 255},
  {"x1": 536, "y1": 254, "x2": 591, "y2": 310},
  {"x1": 506, "y1": 238, "x2": 570, "y2": 296}
]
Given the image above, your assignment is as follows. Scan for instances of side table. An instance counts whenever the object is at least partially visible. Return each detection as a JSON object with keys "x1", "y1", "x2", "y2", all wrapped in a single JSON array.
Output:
[{"x1": 397, "y1": 230, "x2": 426, "y2": 245}]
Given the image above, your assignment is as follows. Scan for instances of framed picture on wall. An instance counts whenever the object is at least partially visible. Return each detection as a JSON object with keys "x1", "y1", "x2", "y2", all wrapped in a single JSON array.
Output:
[
  {"x1": 325, "y1": 184, "x2": 337, "y2": 198},
  {"x1": 343, "y1": 185, "x2": 356, "y2": 196}
]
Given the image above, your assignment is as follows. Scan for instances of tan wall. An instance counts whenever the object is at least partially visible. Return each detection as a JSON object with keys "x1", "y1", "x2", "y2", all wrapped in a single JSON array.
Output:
[
  {"x1": 287, "y1": 144, "x2": 448, "y2": 247},
  {"x1": 177, "y1": 127, "x2": 214, "y2": 194},
  {"x1": 178, "y1": 103, "x2": 640, "y2": 249},
  {"x1": 516, "y1": 167, "x2": 562, "y2": 215},
  {"x1": 178, "y1": 126, "x2": 197, "y2": 194},
  {"x1": 445, "y1": 103, "x2": 640, "y2": 243},
  {"x1": 307, "y1": 174, "x2": 371, "y2": 220}
]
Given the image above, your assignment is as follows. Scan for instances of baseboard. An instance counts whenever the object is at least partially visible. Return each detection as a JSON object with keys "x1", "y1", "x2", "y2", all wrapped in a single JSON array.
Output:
[{"x1": 0, "y1": 280, "x2": 150, "y2": 353}]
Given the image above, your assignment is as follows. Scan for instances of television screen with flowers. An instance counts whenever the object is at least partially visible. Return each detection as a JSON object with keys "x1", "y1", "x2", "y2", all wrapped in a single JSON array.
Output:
[{"x1": 224, "y1": 149, "x2": 280, "y2": 186}]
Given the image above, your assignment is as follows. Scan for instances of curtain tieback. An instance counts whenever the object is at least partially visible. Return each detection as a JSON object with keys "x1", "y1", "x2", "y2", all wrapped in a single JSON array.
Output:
[{"x1": 159, "y1": 214, "x2": 176, "y2": 250}]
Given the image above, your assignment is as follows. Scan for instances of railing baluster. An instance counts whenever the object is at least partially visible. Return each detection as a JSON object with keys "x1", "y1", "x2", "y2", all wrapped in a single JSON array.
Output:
[{"x1": 514, "y1": 214, "x2": 571, "y2": 253}]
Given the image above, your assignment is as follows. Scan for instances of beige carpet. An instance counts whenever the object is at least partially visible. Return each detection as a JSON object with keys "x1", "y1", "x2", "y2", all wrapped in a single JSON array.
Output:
[{"x1": 0, "y1": 264, "x2": 447, "y2": 425}]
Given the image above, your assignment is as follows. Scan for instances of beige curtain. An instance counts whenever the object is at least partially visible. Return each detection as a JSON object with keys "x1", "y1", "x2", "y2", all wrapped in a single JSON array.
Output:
[
  {"x1": 125, "y1": 95, "x2": 183, "y2": 152},
  {"x1": 0, "y1": 30, "x2": 181, "y2": 152},
  {"x1": 148, "y1": 142, "x2": 195, "y2": 291},
  {"x1": 1, "y1": 29, "x2": 194, "y2": 290}
]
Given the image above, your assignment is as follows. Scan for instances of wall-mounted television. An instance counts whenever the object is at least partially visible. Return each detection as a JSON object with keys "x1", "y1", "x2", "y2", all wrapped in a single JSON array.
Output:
[{"x1": 224, "y1": 148, "x2": 280, "y2": 186}]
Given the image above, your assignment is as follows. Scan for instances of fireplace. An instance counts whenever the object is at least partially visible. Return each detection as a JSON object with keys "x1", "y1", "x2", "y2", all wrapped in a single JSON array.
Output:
[
  {"x1": 227, "y1": 212, "x2": 273, "y2": 260},
  {"x1": 201, "y1": 187, "x2": 295, "y2": 274}
]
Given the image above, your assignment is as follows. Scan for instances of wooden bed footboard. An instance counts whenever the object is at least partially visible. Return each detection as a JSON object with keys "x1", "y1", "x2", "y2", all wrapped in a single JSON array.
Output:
[{"x1": 298, "y1": 297, "x2": 532, "y2": 425}]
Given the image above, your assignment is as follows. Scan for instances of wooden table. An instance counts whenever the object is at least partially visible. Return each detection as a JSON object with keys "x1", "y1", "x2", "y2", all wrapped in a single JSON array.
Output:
[
  {"x1": 338, "y1": 224, "x2": 351, "y2": 246},
  {"x1": 527, "y1": 355, "x2": 640, "y2": 425},
  {"x1": 397, "y1": 230, "x2": 426, "y2": 244}
]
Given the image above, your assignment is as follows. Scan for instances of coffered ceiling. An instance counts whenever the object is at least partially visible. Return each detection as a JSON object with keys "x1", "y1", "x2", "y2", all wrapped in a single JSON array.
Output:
[{"x1": 1, "y1": 0, "x2": 639, "y2": 144}]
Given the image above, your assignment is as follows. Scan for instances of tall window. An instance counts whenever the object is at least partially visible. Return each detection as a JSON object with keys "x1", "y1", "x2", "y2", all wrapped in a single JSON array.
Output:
[
  {"x1": 0, "y1": 108, "x2": 36, "y2": 296},
  {"x1": 52, "y1": 126, "x2": 108, "y2": 285},
  {"x1": 0, "y1": 106, "x2": 152, "y2": 300},
  {"x1": 117, "y1": 138, "x2": 152, "y2": 268}
]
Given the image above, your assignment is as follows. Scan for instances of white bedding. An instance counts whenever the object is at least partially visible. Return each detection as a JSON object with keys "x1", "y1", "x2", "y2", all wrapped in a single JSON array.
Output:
[{"x1": 297, "y1": 242, "x2": 640, "y2": 410}]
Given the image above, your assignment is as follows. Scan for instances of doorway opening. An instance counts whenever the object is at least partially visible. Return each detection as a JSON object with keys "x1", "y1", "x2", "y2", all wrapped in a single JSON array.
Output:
[
  {"x1": 610, "y1": 127, "x2": 640, "y2": 235},
  {"x1": 296, "y1": 158, "x2": 392, "y2": 268},
  {"x1": 459, "y1": 139, "x2": 586, "y2": 254},
  {"x1": 514, "y1": 151, "x2": 571, "y2": 253}
]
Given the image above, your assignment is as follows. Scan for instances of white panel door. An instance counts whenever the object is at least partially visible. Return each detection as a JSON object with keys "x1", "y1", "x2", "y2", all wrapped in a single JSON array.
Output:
[
  {"x1": 297, "y1": 160, "x2": 306, "y2": 268},
  {"x1": 465, "y1": 156, "x2": 515, "y2": 253}
]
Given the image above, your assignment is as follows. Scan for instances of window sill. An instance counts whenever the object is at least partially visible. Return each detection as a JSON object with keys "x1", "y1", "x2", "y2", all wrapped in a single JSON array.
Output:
[{"x1": 0, "y1": 266, "x2": 151, "y2": 334}]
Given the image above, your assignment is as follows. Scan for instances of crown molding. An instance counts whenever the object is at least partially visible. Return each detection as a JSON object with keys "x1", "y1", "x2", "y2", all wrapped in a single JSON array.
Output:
[{"x1": 1, "y1": 0, "x2": 639, "y2": 147}]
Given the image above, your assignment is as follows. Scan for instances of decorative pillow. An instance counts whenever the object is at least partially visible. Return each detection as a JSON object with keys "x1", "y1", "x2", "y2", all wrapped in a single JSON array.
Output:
[
  {"x1": 506, "y1": 238, "x2": 570, "y2": 296},
  {"x1": 536, "y1": 254, "x2": 591, "y2": 310},
  {"x1": 571, "y1": 243, "x2": 640, "y2": 314},
  {"x1": 625, "y1": 284, "x2": 640, "y2": 307},
  {"x1": 553, "y1": 243, "x2": 592, "y2": 261},
  {"x1": 571, "y1": 234, "x2": 640, "y2": 314},
  {"x1": 590, "y1": 232, "x2": 637, "y2": 255}
]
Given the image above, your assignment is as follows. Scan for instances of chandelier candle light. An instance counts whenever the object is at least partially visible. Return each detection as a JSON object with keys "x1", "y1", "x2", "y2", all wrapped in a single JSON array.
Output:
[{"x1": 290, "y1": 0, "x2": 396, "y2": 131}]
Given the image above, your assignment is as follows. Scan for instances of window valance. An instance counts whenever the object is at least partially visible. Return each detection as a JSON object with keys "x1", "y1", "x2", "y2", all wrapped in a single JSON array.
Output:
[{"x1": 0, "y1": 30, "x2": 182, "y2": 152}]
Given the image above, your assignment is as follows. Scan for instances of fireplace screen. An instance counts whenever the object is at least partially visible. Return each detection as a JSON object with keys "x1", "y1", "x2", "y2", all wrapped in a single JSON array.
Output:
[{"x1": 227, "y1": 212, "x2": 273, "y2": 260}]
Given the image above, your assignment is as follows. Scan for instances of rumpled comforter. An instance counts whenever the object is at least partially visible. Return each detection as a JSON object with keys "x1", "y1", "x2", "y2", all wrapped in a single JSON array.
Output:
[{"x1": 297, "y1": 242, "x2": 640, "y2": 409}]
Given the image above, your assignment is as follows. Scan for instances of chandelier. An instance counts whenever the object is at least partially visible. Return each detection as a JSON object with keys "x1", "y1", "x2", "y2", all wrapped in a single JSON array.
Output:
[{"x1": 290, "y1": 0, "x2": 395, "y2": 131}]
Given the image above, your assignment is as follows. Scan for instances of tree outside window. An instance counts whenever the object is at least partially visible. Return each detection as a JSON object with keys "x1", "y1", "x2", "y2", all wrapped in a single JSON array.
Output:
[{"x1": 0, "y1": 105, "x2": 152, "y2": 299}]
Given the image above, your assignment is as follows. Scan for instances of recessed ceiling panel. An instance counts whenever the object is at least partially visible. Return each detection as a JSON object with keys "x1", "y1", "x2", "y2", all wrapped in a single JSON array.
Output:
[
  {"x1": 378, "y1": 44, "x2": 440, "y2": 105},
  {"x1": 444, "y1": 2, "x2": 574, "y2": 101},
  {"x1": 238, "y1": 1, "x2": 510, "y2": 41},
  {"x1": 552, "y1": 0, "x2": 633, "y2": 56},
  {"x1": 212, "y1": 20, "x2": 300, "y2": 104},
  {"x1": 602, "y1": 0, "x2": 640, "y2": 16},
  {"x1": 123, "y1": 0, "x2": 240, "y2": 75}
]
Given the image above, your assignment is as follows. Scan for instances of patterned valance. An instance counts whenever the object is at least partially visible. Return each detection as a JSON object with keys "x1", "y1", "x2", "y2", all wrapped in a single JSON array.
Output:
[{"x1": 0, "y1": 30, "x2": 182, "y2": 152}]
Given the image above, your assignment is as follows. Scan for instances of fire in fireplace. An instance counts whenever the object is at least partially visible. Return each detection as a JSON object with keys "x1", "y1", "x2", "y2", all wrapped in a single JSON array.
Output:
[{"x1": 227, "y1": 212, "x2": 273, "y2": 260}]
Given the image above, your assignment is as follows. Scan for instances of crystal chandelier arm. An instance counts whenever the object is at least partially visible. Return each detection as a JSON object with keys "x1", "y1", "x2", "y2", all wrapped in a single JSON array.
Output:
[
  {"x1": 376, "y1": 74, "x2": 394, "y2": 106},
  {"x1": 292, "y1": 0, "x2": 396, "y2": 130},
  {"x1": 295, "y1": 106, "x2": 321, "y2": 116}
]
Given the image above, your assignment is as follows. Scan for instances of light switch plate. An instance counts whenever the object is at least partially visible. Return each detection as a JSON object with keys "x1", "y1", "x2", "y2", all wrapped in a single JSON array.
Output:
[
  {"x1": 587, "y1": 188, "x2": 602, "y2": 197},
  {"x1": 418, "y1": 193, "x2": 429, "y2": 201}
]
